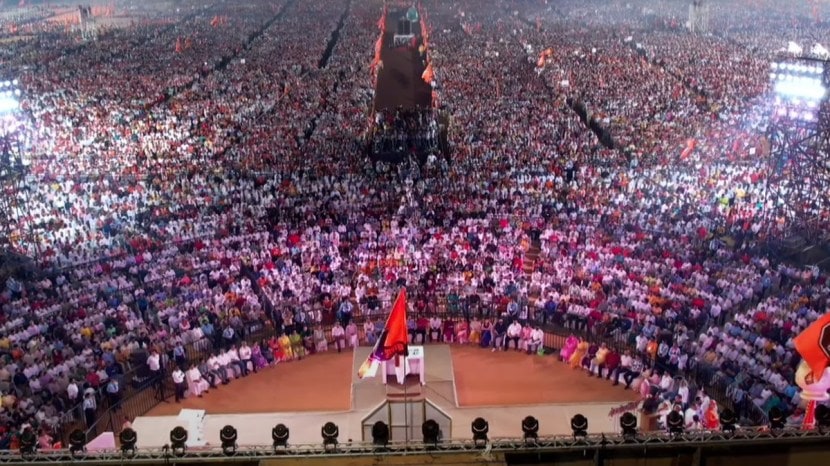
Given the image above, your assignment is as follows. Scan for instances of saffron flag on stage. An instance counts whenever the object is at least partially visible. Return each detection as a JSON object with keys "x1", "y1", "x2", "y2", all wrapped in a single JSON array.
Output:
[
  {"x1": 357, "y1": 288, "x2": 409, "y2": 380},
  {"x1": 794, "y1": 312, "x2": 830, "y2": 379}
]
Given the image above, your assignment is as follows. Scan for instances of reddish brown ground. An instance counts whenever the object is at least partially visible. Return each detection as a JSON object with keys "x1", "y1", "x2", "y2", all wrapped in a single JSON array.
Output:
[
  {"x1": 450, "y1": 345, "x2": 638, "y2": 407},
  {"x1": 145, "y1": 351, "x2": 354, "y2": 415}
]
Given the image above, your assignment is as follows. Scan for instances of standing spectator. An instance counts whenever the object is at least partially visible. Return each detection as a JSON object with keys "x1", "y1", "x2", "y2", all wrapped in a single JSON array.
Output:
[{"x1": 172, "y1": 366, "x2": 186, "y2": 403}]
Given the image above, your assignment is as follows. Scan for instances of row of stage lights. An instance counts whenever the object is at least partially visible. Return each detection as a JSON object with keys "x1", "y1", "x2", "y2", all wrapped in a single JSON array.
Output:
[
  {"x1": 771, "y1": 62, "x2": 824, "y2": 74},
  {"x1": 16, "y1": 406, "x2": 830, "y2": 458}
]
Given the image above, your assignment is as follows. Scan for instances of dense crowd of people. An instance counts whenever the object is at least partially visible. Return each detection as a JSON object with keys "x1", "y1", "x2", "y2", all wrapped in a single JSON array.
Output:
[{"x1": 0, "y1": 0, "x2": 829, "y2": 449}]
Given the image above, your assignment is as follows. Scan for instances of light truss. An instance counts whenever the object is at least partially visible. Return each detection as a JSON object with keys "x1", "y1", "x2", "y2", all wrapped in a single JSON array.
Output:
[
  {"x1": 764, "y1": 56, "x2": 830, "y2": 237},
  {"x1": 0, "y1": 428, "x2": 828, "y2": 465}
]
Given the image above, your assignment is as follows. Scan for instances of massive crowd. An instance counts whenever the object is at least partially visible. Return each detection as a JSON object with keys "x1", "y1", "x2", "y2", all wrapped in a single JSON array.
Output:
[{"x1": 0, "y1": 0, "x2": 829, "y2": 448}]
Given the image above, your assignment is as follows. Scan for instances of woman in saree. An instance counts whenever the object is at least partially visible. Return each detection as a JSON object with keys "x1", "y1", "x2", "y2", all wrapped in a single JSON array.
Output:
[
  {"x1": 289, "y1": 329, "x2": 305, "y2": 360},
  {"x1": 455, "y1": 319, "x2": 469, "y2": 344},
  {"x1": 278, "y1": 332, "x2": 294, "y2": 361},
  {"x1": 268, "y1": 335, "x2": 285, "y2": 362},
  {"x1": 560, "y1": 334, "x2": 578, "y2": 362},
  {"x1": 569, "y1": 338, "x2": 589, "y2": 369},
  {"x1": 251, "y1": 341, "x2": 268, "y2": 370}
]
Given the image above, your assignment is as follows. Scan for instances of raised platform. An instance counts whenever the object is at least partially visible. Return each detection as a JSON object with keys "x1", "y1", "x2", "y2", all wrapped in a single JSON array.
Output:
[{"x1": 132, "y1": 345, "x2": 635, "y2": 447}]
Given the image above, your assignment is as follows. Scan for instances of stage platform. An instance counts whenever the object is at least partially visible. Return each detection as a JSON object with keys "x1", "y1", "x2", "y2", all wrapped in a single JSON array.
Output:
[{"x1": 132, "y1": 345, "x2": 636, "y2": 447}]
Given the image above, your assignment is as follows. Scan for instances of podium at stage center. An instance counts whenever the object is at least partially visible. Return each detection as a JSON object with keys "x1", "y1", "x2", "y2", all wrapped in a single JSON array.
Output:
[{"x1": 381, "y1": 345, "x2": 425, "y2": 386}]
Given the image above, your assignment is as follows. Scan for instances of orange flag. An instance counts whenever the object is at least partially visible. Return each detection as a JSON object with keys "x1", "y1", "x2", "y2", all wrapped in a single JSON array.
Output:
[
  {"x1": 358, "y1": 289, "x2": 409, "y2": 379},
  {"x1": 794, "y1": 313, "x2": 830, "y2": 379},
  {"x1": 421, "y1": 63, "x2": 434, "y2": 84}
]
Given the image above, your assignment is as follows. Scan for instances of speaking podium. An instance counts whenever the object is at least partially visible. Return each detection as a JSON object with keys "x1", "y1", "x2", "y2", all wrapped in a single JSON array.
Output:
[{"x1": 381, "y1": 345, "x2": 425, "y2": 385}]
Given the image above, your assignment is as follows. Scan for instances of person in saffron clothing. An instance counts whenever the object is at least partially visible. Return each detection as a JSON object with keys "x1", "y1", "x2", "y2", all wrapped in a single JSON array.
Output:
[
  {"x1": 704, "y1": 400, "x2": 720, "y2": 430},
  {"x1": 569, "y1": 338, "x2": 589, "y2": 369},
  {"x1": 469, "y1": 317, "x2": 482, "y2": 344},
  {"x1": 278, "y1": 332, "x2": 294, "y2": 360},
  {"x1": 268, "y1": 336, "x2": 285, "y2": 362}
]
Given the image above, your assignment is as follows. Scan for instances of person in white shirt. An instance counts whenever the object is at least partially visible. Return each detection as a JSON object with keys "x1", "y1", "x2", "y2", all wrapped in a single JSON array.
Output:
[
  {"x1": 172, "y1": 367, "x2": 186, "y2": 402},
  {"x1": 209, "y1": 353, "x2": 230, "y2": 384},
  {"x1": 429, "y1": 316, "x2": 442, "y2": 342},
  {"x1": 527, "y1": 326, "x2": 544, "y2": 354},
  {"x1": 187, "y1": 364, "x2": 210, "y2": 398},
  {"x1": 238, "y1": 342, "x2": 255, "y2": 374},
  {"x1": 684, "y1": 401, "x2": 699, "y2": 429},
  {"x1": 505, "y1": 321, "x2": 522, "y2": 351},
  {"x1": 227, "y1": 346, "x2": 247, "y2": 377},
  {"x1": 331, "y1": 322, "x2": 346, "y2": 353},
  {"x1": 146, "y1": 350, "x2": 164, "y2": 400}
]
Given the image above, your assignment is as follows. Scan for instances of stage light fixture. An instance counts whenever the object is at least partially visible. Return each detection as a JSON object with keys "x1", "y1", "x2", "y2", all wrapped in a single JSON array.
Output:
[
  {"x1": 471, "y1": 417, "x2": 489, "y2": 447},
  {"x1": 769, "y1": 407, "x2": 786, "y2": 431},
  {"x1": 120, "y1": 428, "x2": 137, "y2": 455},
  {"x1": 68, "y1": 429, "x2": 86, "y2": 456},
  {"x1": 816, "y1": 404, "x2": 830, "y2": 431},
  {"x1": 371, "y1": 421, "x2": 390, "y2": 447},
  {"x1": 272, "y1": 424, "x2": 289, "y2": 450},
  {"x1": 666, "y1": 411, "x2": 685, "y2": 436},
  {"x1": 620, "y1": 412, "x2": 638, "y2": 439},
  {"x1": 169, "y1": 426, "x2": 188, "y2": 456},
  {"x1": 422, "y1": 419, "x2": 440, "y2": 446},
  {"x1": 220, "y1": 425, "x2": 237, "y2": 456},
  {"x1": 19, "y1": 428, "x2": 36, "y2": 456},
  {"x1": 719, "y1": 408, "x2": 737, "y2": 434},
  {"x1": 521, "y1": 416, "x2": 539, "y2": 442},
  {"x1": 570, "y1": 414, "x2": 588, "y2": 438},
  {"x1": 321, "y1": 422, "x2": 339, "y2": 451}
]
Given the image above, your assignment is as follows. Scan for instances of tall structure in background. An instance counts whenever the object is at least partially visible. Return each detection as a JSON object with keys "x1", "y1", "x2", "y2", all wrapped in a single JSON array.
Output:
[
  {"x1": 78, "y1": 5, "x2": 98, "y2": 41},
  {"x1": 0, "y1": 130, "x2": 32, "y2": 256},
  {"x1": 764, "y1": 57, "x2": 830, "y2": 240},
  {"x1": 688, "y1": 0, "x2": 709, "y2": 33}
]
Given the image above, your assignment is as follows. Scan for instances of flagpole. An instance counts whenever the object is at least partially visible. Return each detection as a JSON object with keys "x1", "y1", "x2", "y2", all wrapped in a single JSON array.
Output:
[{"x1": 404, "y1": 373, "x2": 409, "y2": 447}]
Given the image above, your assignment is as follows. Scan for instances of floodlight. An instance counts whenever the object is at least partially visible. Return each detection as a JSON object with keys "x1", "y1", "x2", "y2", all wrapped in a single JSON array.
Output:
[
  {"x1": 816, "y1": 404, "x2": 830, "y2": 431},
  {"x1": 169, "y1": 426, "x2": 188, "y2": 456},
  {"x1": 521, "y1": 415, "x2": 539, "y2": 442},
  {"x1": 620, "y1": 412, "x2": 638, "y2": 439},
  {"x1": 769, "y1": 407, "x2": 786, "y2": 431},
  {"x1": 2, "y1": 81, "x2": 9, "y2": 88},
  {"x1": 774, "y1": 79, "x2": 826, "y2": 101},
  {"x1": 219, "y1": 425, "x2": 237, "y2": 456},
  {"x1": 422, "y1": 419, "x2": 440, "y2": 445},
  {"x1": 68, "y1": 429, "x2": 86, "y2": 456},
  {"x1": 667, "y1": 411, "x2": 684, "y2": 436},
  {"x1": 120, "y1": 428, "x2": 137, "y2": 455},
  {"x1": 719, "y1": 408, "x2": 737, "y2": 434},
  {"x1": 14, "y1": 89, "x2": 20, "y2": 96},
  {"x1": 371, "y1": 421, "x2": 389, "y2": 447},
  {"x1": 272, "y1": 424, "x2": 289, "y2": 449},
  {"x1": 471, "y1": 417, "x2": 489, "y2": 446},
  {"x1": 321, "y1": 422, "x2": 339, "y2": 450},
  {"x1": 11, "y1": 79, "x2": 17, "y2": 86},
  {"x1": 570, "y1": 414, "x2": 588, "y2": 438}
]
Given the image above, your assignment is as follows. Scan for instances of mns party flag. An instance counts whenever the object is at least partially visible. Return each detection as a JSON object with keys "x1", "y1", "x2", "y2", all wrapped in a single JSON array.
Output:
[
  {"x1": 357, "y1": 288, "x2": 409, "y2": 379},
  {"x1": 794, "y1": 312, "x2": 830, "y2": 379}
]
